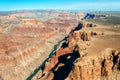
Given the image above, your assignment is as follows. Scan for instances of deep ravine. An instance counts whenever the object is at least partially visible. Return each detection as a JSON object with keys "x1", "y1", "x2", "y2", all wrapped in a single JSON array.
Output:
[{"x1": 26, "y1": 38, "x2": 64, "y2": 80}]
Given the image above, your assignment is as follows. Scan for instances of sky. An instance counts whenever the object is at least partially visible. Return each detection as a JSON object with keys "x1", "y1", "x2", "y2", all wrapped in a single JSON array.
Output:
[{"x1": 0, "y1": 0, "x2": 120, "y2": 11}]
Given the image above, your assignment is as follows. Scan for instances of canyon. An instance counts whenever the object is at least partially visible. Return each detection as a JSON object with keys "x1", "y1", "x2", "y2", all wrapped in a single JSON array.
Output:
[
  {"x1": 35, "y1": 21, "x2": 120, "y2": 80},
  {"x1": 0, "y1": 10, "x2": 83, "y2": 80},
  {"x1": 0, "y1": 10, "x2": 120, "y2": 80}
]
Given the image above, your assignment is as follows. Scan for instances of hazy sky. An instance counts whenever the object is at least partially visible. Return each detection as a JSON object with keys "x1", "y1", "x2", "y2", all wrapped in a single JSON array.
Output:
[{"x1": 0, "y1": 0, "x2": 120, "y2": 11}]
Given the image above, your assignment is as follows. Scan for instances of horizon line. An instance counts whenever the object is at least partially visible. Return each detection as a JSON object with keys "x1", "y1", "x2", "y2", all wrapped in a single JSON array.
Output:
[{"x1": 0, "y1": 9, "x2": 120, "y2": 12}]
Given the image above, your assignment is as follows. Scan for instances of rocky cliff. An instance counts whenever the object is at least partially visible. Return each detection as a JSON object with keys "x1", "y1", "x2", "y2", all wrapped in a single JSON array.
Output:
[
  {"x1": 0, "y1": 15, "x2": 79, "y2": 80},
  {"x1": 37, "y1": 21, "x2": 120, "y2": 80},
  {"x1": 0, "y1": 11, "x2": 120, "y2": 80},
  {"x1": 66, "y1": 48, "x2": 120, "y2": 80}
]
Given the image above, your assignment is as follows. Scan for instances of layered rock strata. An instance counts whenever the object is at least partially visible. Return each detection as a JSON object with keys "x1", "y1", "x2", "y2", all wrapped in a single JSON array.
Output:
[{"x1": 37, "y1": 21, "x2": 120, "y2": 80}]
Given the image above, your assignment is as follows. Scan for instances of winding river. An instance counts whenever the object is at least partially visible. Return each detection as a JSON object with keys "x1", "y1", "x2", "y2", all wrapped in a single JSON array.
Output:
[{"x1": 26, "y1": 38, "x2": 65, "y2": 80}]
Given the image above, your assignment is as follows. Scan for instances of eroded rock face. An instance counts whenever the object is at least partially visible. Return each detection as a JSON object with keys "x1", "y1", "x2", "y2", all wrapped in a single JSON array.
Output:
[
  {"x1": 66, "y1": 49, "x2": 120, "y2": 80},
  {"x1": 0, "y1": 17, "x2": 79, "y2": 80},
  {"x1": 68, "y1": 30, "x2": 101, "y2": 50},
  {"x1": 0, "y1": 10, "x2": 119, "y2": 80},
  {"x1": 39, "y1": 45, "x2": 80, "y2": 80},
  {"x1": 20, "y1": 19, "x2": 45, "y2": 27},
  {"x1": 81, "y1": 21, "x2": 96, "y2": 28},
  {"x1": 43, "y1": 46, "x2": 74, "y2": 74},
  {"x1": 0, "y1": 11, "x2": 98, "y2": 80},
  {"x1": 37, "y1": 21, "x2": 120, "y2": 80}
]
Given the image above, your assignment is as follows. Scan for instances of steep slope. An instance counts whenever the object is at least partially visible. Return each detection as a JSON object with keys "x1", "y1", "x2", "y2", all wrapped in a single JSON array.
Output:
[
  {"x1": 0, "y1": 16, "x2": 79, "y2": 80},
  {"x1": 37, "y1": 21, "x2": 120, "y2": 80}
]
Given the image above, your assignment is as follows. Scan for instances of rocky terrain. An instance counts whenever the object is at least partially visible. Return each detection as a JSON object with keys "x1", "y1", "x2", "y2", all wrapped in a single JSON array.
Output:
[
  {"x1": 0, "y1": 10, "x2": 120, "y2": 80},
  {"x1": 36, "y1": 20, "x2": 120, "y2": 80},
  {"x1": 0, "y1": 10, "x2": 85, "y2": 80}
]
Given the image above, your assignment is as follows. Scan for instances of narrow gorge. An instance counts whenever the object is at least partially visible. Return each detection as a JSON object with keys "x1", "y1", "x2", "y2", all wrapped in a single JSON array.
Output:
[
  {"x1": 34, "y1": 21, "x2": 120, "y2": 80},
  {"x1": 0, "y1": 10, "x2": 120, "y2": 80}
]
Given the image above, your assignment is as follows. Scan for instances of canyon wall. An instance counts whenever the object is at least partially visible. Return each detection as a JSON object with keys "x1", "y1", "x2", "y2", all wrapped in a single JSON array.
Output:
[
  {"x1": 0, "y1": 11, "x2": 119, "y2": 80},
  {"x1": 0, "y1": 16, "x2": 79, "y2": 80},
  {"x1": 38, "y1": 21, "x2": 120, "y2": 80},
  {"x1": 66, "y1": 48, "x2": 120, "y2": 80}
]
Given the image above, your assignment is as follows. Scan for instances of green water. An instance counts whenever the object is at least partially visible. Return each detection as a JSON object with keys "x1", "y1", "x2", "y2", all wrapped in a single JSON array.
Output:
[{"x1": 26, "y1": 39, "x2": 64, "y2": 80}]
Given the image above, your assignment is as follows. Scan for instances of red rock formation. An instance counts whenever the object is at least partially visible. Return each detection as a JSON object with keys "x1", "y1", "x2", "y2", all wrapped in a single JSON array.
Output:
[
  {"x1": 66, "y1": 49, "x2": 120, "y2": 80},
  {"x1": 20, "y1": 19, "x2": 45, "y2": 27},
  {"x1": 0, "y1": 33, "x2": 45, "y2": 66},
  {"x1": 43, "y1": 46, "x2": 74, "y2": 73},
  {"x1": 81, "y1": 21, "x2": 96, "y2": 28},
  {"x1": 20, "y1": 19, "x2": 39, "y2": 24},
  {"x1": 38, "y1": 21, "x2": 119, "y2": 80}
]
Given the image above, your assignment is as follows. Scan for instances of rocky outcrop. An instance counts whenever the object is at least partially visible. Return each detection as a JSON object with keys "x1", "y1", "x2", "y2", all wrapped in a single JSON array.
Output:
[
  {"x1": 81, "y1": 21, "x2": 96, "y2": 28},
  {"x1": 45, "y1": 19, "x2": 78, "y2": 35},
  {"x1": 37, "y1": 22, "x2": 95, "y2": 79},
  {"x1": 43, "y1": 46, "x2": 74, "y2": 74},
  {"x1": 39, "y1": 45, "x2": 80, "y2": 80},
  {"x1": 0, "y1": 34, "x2": 44, "y2": 65},
  {"x1": 0, "y1": 10, "x2": 119, "y2": 80},
  {"x1": 37, "y1": 21, "x2": 120, "y2": 80},
  {"x1": 7, "y1": 26, "x2": 56, "y2": 37},
  {"x1": 20, "y1": 19, "x2": 45, "y2": 27},
  {"x1": 0, "y1": 11, "x2": 82, "y2": 80},
  {"x1": 66, "y1": 48, "x2": 120, "y2": 80}
]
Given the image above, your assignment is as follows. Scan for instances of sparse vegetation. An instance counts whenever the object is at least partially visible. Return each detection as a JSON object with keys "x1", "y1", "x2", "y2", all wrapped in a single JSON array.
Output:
[{"x1": 87, "y1": 11, "x2": 120, "y2": 25}]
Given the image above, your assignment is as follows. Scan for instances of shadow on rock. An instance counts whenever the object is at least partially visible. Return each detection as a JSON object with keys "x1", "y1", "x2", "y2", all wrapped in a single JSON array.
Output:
[{"x1": 53, "y1": 49, "x2": 80, "y2": 80}]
